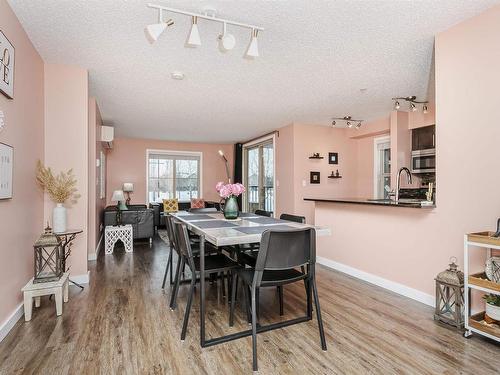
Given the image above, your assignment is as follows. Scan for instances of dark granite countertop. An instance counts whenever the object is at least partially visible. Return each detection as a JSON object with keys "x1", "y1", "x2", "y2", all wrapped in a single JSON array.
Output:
[{"x1": 304, "y1": 197, "x2": 435, "y2": 209}]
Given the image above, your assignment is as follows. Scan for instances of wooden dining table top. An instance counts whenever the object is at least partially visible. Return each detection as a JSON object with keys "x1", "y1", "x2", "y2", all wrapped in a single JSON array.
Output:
[{"x1": 170, "y1": 211, "x2": 331, "y2": 247}]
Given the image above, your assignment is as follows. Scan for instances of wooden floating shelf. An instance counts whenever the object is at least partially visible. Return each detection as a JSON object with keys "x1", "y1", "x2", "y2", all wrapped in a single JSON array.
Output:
[
  {"x1": 469, "y1": 272, "x2": 500, "y2": 293},
  {"x1": 309, "y1": 156, "x2": 324, "y2": 159},
  {"x1": 328, "y1": 176, "x2": 342, "y2": 179},
  {"x1": 467, "y1": 231, "x2": 500, "y2": 247},
  {"x1": 469, "y1": 312, "x2": 500, "y2": 339}
]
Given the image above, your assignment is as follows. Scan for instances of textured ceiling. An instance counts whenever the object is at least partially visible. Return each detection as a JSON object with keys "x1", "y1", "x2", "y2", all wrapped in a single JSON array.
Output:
[{"x1": 8, "y1": 0, "x2": 500, "y2": 143}]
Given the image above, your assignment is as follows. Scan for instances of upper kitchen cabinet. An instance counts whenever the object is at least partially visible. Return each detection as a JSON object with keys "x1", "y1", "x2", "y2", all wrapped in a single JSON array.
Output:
[{"x1": 412, "y1": 125, "x2": 435, "y2": 151}]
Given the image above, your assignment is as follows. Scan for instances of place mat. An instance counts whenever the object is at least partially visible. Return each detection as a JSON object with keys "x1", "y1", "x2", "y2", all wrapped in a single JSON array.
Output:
[
  {"x1": 245, "y1": 217, "x2": 284, "y2": 225},
  {"x1": 194, "y1": 220, "x2": 239, "y2": 229},
  {"x1": 235, "y1": 225, "x2": 294, "y2": 234},
  {"x1": 181, "y1": 214, "x2": 215, "y2": 221}
]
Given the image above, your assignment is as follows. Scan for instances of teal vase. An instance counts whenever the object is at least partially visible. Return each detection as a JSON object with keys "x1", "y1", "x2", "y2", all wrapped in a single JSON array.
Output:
[{"x1": 223, "y1": 196, "x2": 239, "y2": 220}]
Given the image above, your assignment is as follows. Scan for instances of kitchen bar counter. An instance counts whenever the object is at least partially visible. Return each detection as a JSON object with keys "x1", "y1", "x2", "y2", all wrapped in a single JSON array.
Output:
[{"x1": 304, "y1": 197, "x2": 435, "y2": 209}]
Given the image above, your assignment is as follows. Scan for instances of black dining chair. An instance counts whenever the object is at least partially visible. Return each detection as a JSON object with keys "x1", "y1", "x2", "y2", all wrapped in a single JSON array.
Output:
[
  {"x1": 164, "y1": 214, "x2": 219, "y2": 309},
  {"x1": 229, "y1": 227, "x2": 327, "y2": 371},
  {"x1": 173, "y1": 221, "x2": 240, "y2": 340}
]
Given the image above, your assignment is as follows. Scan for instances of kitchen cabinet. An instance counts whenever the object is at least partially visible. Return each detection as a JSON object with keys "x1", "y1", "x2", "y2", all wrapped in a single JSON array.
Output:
[{"x1": 412, "y1": 125, "x2": 435, "y2": 151}]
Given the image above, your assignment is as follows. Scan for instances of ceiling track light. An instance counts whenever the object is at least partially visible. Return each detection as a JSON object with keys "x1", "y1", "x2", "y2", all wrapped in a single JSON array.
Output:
[
  {"x1": 146, "y1": 4, "x2": 264, "y2": 58},
  {"x1": 392, "y1": 96, "x2": 429, "y2": 113},
  {"x1": 246, "y1": 29, "x2": 259, "y2": 58},
  {"x1": 145, "y1": 9, "x2": 174, "y2": 43},
  {"x1": 331, "y1": 116, "x2": 363, "y2": 129},
  {"x1": 219, "y1": 22, "x2": 236, "y2": 51},
  {"x1": 187, "y1": 16, "x2": 201, "y2": 47}
]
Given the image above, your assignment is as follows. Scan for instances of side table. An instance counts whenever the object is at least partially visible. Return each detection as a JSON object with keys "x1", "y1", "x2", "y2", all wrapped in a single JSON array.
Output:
[
  {"x1": 55, "y1": 229, "x2": 84, "y2": 290},
  {"x1": 22, "y1": 272, "x2": 69, "y2": 321},
  {"x1": 105, "y1": 225, "x2": 134, "y2": 254}
]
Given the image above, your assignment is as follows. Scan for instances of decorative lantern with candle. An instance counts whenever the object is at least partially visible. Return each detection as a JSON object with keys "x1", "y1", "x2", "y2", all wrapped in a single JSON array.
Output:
[
  {"x1": 434, "y1": 257, "x2": 464, "y2": 329},
  {"x1": 33, "y1": 224, "x2": 64, "y2": 283}
]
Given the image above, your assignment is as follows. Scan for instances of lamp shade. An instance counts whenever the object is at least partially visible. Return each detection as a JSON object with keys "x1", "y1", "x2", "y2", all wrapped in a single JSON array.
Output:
[
  {"x1": 187, "y1": 21, "x2": 201, "y2": 46},
  {"x1": 246, "y1": 34, "x2": 259, "y2": 58},
  {"x1": 123, "y1": 183, "x2": 134, "y2": 192},
  {"x1": 111, "y1": 190, "x2": 125, "y2": 202},
  {"x1": 145, "y1": 23, "x2": 167, "y2": 43}
]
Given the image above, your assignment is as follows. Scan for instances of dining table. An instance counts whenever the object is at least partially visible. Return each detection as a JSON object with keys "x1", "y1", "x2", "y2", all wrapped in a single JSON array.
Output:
[{"x1": 171, "y1": 210, "x2": 331, "y2": 348}]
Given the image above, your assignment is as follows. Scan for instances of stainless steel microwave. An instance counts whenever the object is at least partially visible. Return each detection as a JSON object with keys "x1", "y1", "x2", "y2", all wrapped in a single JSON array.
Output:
[{"x1": 411, "y1": 149, "x2": 435, "y2": 173}]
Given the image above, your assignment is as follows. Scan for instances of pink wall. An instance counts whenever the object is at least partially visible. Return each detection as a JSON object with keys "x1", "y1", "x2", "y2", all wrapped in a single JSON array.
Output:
[
  {"x1": 315, "y1": 4, "x2": 500, "y2": 300},
  {"x1": 87, "y1": 98, "x2": 106, "y2": 257},
  {"x1": 0, "y1": 1, "x2": 45, "y2": 333},
  {"x1": 106, "y1": 137, "x2": 234, "y2": 205},
  {"x1": 275, "y1": 124, "x2": 295, "y2": 217},
  {"x1": 44, "y1": 64, "x2": 89, "y2": 277}
]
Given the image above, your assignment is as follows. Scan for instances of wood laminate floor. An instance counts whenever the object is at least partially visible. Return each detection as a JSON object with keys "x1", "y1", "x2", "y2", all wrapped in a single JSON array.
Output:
[{"x1": 0, "y1": 236, "x2": 499, "y2": 374}]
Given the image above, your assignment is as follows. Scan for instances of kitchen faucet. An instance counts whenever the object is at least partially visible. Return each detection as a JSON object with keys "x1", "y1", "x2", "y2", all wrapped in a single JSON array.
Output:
[{"x1": 395, "y1": 167, "x2": 412, "y2": 201}]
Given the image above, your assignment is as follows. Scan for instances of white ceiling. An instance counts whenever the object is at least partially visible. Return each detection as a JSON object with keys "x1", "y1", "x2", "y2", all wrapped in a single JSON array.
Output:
[{"x1": 8, "y1": 0, "x2": 500, "y2": 143}]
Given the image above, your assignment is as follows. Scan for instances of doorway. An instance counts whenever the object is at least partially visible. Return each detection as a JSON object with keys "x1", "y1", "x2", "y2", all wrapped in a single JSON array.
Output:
[{"x1": 243, "y1": 137, "x2": 275, "y2": 214}]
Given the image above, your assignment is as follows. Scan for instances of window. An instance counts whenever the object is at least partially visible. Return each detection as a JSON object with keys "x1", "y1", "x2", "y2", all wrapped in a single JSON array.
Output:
[
  {"x1": 147, "y1": 151, "x2": 201, "y2": 203},
  {"x1": 374, "y1": 136, "x2": 391, "y2": 199}
]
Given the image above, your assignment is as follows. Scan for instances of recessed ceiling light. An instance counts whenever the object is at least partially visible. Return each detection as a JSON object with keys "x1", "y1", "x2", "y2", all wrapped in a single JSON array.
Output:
[{"x1": 171, "y1": 71, "x2": 185, "y2": 80}]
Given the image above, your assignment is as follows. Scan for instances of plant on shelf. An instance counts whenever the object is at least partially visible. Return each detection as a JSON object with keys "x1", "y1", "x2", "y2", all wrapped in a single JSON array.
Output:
[
  {"x1": 216, "y1": 181, "x2": 245, "y2": 220},
  {"x1": 36, "y1": 160, "x2": 80, "y2": 233},
  {"x1": 483, "y1": 294, "x2": 500, "y2": 321}
]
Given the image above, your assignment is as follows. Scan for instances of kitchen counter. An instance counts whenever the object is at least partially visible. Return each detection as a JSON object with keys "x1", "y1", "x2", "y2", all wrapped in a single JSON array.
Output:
[{"x1": 304, "y1": 197, "x2": 435, "y2": 209}]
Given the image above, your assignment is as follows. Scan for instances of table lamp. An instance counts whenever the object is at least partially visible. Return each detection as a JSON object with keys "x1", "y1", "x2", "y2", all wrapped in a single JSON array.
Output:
[
  {"x1": 111, "y1": 190, "x2": 127, "y2": 226},
  {"x1": 123, "y1": 183, "x2": 134, "y2": 205}
]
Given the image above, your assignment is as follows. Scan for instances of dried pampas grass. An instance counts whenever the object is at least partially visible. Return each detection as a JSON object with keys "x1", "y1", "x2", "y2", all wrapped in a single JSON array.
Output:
[{"x1": 36, "y1": 160, "x2": 80, "y2": 204}]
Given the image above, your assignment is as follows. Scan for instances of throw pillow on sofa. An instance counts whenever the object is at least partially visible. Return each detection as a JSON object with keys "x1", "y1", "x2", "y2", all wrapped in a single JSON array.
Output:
[
  {"x1": 190, "y1": 198, "x2": 205, "y2": 209},
  {"x1": 163, "y1": 198, "x2": 179, "y2": 213}
]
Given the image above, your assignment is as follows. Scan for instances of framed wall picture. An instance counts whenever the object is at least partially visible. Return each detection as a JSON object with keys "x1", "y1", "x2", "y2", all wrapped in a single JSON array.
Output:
[
  {"x1": 0, "y1": 30, "x2": 15, "y2": 99},
  {"x1": 310, "y1": 171, "x2": 320, "y2": 184},
  {"x1": 328, "y1": 152, "x2": 339, "y2": 164},
  {"x1": 0, "y1": 143, "x2": 13, "y2": 199}
]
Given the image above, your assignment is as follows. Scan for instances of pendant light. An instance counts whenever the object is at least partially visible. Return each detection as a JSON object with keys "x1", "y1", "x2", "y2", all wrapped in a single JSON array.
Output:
[
  {"x1": 145, "y1": 10, "x2": 174, "y2": 44},
  {"x1": 245, "y1": 29, "x2": 259, "y2": 58},
  {"x1": 187, "y1": 16, "x2": 201, "y2": 47}
]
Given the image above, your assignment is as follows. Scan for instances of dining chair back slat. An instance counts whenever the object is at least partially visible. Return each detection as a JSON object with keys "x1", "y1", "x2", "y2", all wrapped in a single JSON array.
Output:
[
  {"x1": 279, "y1": 213, "x2": 306, "y2": 224},
  {"x1": 255, "y1": 228, "x2": 315, "y2": 276},
  {"x1": 255, "y1": 209, "x2": 272, "y2": 217}
]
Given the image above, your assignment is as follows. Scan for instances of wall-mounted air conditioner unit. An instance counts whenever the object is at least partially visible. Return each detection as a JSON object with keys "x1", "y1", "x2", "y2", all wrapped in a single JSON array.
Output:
[{"x1": 101, "y1": 126, "x2": 114, "y2": 149}]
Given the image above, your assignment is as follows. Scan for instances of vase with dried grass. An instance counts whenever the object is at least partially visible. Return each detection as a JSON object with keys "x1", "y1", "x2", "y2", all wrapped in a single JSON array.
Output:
[{"x1": 36, "y1": 160, "x2": 80, "y2": 233}]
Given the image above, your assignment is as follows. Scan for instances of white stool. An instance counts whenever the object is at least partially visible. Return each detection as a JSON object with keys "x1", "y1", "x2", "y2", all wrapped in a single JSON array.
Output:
[
  {"x1": 105, "y1": 224, "x2": 133, "y2": 254},
  {"x1": 21, "y1": 272, "x2": 69, "y2": 321}
]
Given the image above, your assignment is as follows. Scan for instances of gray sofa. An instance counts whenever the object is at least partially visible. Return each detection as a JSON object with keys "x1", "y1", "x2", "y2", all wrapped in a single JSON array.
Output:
[{"x1": 104, "y1": 205, "x2": 154, "y2": 241}]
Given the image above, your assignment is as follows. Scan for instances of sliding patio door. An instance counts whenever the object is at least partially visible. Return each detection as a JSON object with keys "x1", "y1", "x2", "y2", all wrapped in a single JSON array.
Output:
[{"x1": 243, "y1": 138, "x2": 274, "y2": 214}]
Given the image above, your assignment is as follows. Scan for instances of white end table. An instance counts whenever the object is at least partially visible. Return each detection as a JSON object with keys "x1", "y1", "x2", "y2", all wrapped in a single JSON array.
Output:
[
  {"x1": 22, "y1": 272, "x2": 69, "y2": 321},
  {"x1": 105, "y1": 225, "x2": 133, "y2": 254}
]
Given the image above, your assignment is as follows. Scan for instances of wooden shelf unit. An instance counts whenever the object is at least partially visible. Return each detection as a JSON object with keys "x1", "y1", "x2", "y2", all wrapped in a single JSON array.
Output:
[
  {"x1": 328, "y1": 175, "x2": 342, "y2": 179},
  {"x1": 309, "y1": 156, "x2": 324, "y2": 160},
  {"x1": 464, "y1": 232, "x2": 500, "y2": 341}
]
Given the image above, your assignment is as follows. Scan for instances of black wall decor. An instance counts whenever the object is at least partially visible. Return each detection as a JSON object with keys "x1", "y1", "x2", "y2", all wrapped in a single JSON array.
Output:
[
  {"x1": 328, "y1": 152, "x2": 338, "y2": 164},
  {"x1": 310, "y1": 171, "x2": 320, "y2": 184}
]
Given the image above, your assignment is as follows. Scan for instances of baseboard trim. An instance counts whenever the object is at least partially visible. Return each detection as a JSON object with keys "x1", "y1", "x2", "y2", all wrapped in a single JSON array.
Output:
[
  {"x1": 317, "y1": 256, "x2": 435, "y2": 307},
  {"x1": 71, "y1": 271, "x2": 90, "y2": 285},
  {"x1": 88, "y1": 233, "x2": 103, "y2": 261},
  {"x1": 0, "y1": 303, "x2": 23, "y2": 343}
]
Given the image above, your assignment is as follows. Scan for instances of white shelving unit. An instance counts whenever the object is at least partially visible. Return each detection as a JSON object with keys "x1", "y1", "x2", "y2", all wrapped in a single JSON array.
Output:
[{"x1": 464, "y1": 232, "x2": 500, "y2": 341}]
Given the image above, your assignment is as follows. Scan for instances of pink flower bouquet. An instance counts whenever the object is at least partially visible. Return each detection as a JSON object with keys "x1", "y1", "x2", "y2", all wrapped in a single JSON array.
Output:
[{"x1": 216, "y1": 182, "x2": 246, "y2": 198}]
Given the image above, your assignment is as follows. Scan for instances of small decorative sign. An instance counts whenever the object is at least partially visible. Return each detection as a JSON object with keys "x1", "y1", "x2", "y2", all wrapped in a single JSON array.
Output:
[
  {"x1": 328, "y1": 152, "x2": 338, "y2": 164},
  {"x1": 0, "y1": 30, "x2": 15, "y2": 99},
  {"x1": 310, "y1": 171, "x2": 320, "y2": 184},
  {"x1": 0, "y1": 143, "x2": 13, "y2": 199}
]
